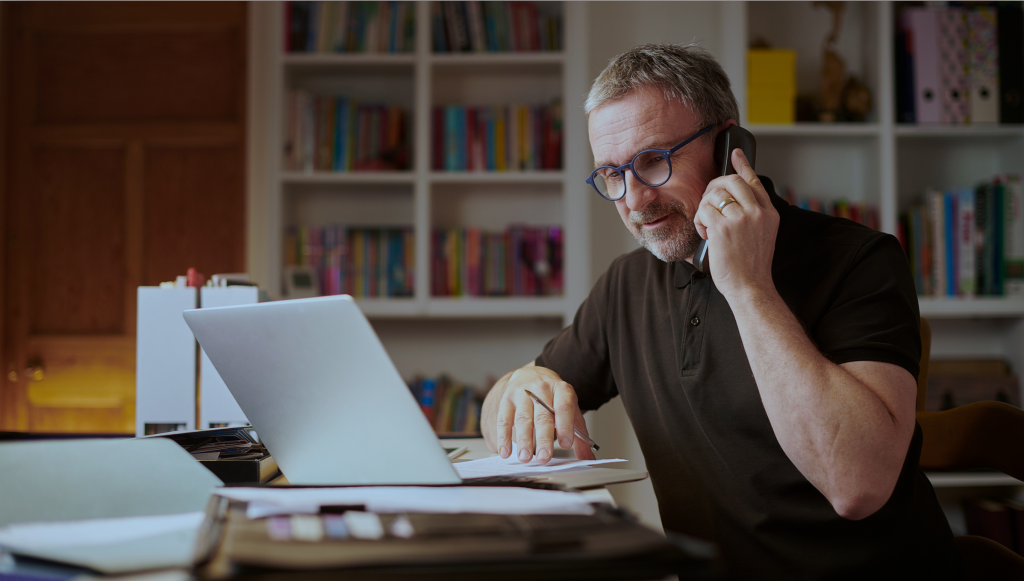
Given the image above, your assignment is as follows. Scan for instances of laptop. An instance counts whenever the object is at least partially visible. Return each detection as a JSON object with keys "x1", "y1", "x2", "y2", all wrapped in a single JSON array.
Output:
[{"x1": 183, "y1": 295, "x2": 647, "y2": 488}]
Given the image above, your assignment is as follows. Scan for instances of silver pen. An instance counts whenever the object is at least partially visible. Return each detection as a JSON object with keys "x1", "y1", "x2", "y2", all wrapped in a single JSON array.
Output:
[{"x1": 524, "y1": 389, "x2": 600, "y2": 451}]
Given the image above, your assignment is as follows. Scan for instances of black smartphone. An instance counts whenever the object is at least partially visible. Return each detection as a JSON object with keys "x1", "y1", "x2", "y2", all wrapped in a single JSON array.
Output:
[{"x1": 692, "y1": 126, "x2": 757, "y2": 276}]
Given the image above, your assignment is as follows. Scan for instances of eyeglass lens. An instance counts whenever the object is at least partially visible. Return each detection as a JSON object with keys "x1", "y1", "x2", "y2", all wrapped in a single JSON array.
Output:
[{"x1": 593, "y1": 151, "x2": 671, "y2": 199}]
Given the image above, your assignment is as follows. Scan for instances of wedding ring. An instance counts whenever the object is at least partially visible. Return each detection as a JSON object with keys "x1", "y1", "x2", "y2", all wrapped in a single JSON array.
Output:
[{"x1": 718, "y1": 198, "x2": 737, "y2": 212}]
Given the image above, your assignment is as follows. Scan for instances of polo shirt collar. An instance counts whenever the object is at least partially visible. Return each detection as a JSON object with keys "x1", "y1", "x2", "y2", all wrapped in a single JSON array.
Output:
[{"x1": 673, "y1": 175, "x2": 786, "y2": 290}]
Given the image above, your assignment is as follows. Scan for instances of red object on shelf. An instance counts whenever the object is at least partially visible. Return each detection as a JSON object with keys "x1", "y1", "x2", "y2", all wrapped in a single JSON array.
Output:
[{"x1": 186, "y1": 267, "x2": 206, "y2": 288}]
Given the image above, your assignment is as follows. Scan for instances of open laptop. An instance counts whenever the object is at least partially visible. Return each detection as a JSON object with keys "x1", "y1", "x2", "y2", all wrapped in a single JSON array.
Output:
[{"x1": 183, "y1": 295, "x2": 646, "y2": 488}]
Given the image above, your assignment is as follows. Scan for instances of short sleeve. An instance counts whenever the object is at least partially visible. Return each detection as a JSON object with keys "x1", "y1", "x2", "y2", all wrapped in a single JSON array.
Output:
[
  {"x1": 813, "y1": 233, "x2": 922, "y2": 378},
  {"x1": 535, "y1": 267, "x2": 620, "y2": 412}
]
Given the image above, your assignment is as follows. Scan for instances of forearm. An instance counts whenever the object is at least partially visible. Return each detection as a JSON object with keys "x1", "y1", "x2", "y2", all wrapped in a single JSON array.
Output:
[{"x1": 729, "y1": 287, "x2": 914, "y2": 519}]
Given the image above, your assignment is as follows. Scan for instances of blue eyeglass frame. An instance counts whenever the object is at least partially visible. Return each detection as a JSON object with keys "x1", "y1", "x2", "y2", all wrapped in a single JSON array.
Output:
[{"x1": 586, "y1": 124, "x2": 715, "y2": 201}]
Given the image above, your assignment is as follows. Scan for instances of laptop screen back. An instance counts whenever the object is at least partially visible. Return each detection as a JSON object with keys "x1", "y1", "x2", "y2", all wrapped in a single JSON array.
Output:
[{"x1": 183, "y1": 295, "x2": 460, "y2": 485}]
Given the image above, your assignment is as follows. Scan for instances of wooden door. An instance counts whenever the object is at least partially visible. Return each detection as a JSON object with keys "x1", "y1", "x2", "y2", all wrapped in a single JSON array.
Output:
[{"x1": 1, "y1": 2, "x2": 247, "y2": 433}]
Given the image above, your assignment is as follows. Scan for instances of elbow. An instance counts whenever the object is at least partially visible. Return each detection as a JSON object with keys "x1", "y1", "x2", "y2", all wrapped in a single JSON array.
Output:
[{"x1": 829, "y1": 483, "x2": 896, "y2": 521}]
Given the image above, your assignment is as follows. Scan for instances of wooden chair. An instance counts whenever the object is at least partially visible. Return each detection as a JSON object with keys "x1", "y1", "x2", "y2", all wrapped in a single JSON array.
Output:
[{"x1": 916, "y1": 317, "x2": 1024, "y2": 579}]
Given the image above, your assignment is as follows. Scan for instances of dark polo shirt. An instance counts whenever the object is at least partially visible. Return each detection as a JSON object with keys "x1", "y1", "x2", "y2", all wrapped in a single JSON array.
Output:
[{"x1": 535, "y1": 177, "x2": 962, "y2": 579}]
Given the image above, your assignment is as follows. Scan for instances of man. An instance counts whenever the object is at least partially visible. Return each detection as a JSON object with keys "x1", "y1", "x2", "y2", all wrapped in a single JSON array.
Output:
[{"x1": 480, "y1": 44, "x2": 961, "y2": 578}]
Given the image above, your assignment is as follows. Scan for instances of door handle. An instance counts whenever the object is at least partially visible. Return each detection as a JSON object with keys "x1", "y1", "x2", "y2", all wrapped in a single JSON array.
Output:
[{"x1": 24, "y1": 357, "x2": 44, "y2": 382}]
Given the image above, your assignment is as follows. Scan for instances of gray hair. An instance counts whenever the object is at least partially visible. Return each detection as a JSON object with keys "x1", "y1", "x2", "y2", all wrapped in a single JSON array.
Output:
[{"x1": 585, "y1": 43, "x2": 740, "y2": 137}]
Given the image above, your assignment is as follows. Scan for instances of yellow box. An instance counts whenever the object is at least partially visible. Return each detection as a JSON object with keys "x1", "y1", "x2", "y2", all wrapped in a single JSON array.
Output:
[
  {"x1": 748, "y1": 49, "x2": 797, "y2": 94},
  {"x1": 748, "y1": 96, "x2": 795, "y2": 124}
]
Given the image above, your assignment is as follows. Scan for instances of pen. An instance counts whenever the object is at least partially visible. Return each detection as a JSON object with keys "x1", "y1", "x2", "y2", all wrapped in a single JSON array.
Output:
[{"x1": 524, "y1": 389, "x2": 600, "y2": 452}]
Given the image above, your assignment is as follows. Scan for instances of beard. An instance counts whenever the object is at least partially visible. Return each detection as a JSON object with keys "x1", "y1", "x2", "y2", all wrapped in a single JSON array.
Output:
[{"x1": 628, "y1": 198, "x2": 702, "y2": 263}]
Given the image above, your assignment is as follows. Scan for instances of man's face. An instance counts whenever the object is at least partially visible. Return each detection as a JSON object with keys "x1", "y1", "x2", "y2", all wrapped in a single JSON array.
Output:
[{"x1": 588, "y1": 90, "x2": 719, "y2": 263}]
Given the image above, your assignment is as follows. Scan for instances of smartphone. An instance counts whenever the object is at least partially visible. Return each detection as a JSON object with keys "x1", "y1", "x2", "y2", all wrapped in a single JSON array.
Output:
[{"x1": 692, "y1": 126, "x2": 757, "y2": 276}]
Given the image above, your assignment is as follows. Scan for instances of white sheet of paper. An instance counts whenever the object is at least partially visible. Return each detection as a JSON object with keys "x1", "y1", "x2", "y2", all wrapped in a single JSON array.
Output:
[
  {"x1": 453, "y1": 449, "x2": 626, "y2": 479},
  {"x1": 215, "y1": 486, "x2": 596, "y2": 519},
  {"x1": 0, "y1": 512, "x2": 206, "y2": 574},
  {"x1": 0, "y1": 512, "x2": 205, "y2": 549}
]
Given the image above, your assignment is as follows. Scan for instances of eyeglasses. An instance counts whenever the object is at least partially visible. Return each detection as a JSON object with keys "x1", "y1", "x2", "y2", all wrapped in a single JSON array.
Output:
[{"x1": 586, "y1": 124, "x2": 715, "y2": 201}]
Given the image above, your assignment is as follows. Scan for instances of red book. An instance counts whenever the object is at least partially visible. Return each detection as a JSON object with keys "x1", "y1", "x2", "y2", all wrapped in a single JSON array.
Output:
[{"x1": 527, "y1": 2, "x2": 540, "y2": 51}]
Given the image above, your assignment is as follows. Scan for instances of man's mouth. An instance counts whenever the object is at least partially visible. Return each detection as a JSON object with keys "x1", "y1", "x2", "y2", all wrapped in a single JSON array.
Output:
[{"x1": 642, "y1": 215, "x2": 669, "y2": 230}]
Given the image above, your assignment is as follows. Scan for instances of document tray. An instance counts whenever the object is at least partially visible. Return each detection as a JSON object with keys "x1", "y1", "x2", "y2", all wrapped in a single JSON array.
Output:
[{"x1": 195, "y1": 500, "x2": 718, "y2": 580}]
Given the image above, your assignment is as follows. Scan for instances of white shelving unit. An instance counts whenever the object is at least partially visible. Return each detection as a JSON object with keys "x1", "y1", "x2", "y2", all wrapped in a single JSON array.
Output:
[
  {"x1": 731, "y1": 1, "x2": 1024, "y2": 534},
  {"x1": 251, "y1": 2, "x2": 590, "y2": 388},
  {"x1": 733, "y1": 1, "x2": 1024, "y2": 402}
]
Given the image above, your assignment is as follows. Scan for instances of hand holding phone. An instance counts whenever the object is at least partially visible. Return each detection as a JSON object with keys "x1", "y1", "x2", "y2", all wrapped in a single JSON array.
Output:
[{"x1": 692, "y1": 126, "x2": 757, "y2": 276}]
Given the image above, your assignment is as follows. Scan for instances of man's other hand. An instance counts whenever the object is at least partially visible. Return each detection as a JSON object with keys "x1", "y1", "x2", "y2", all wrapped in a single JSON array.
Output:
[{"x1": 482, "y1": 363, "x2": 596, "y2": 464}]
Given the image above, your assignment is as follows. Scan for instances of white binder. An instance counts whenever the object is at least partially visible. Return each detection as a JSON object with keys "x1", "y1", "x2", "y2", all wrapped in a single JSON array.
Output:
[
  {"x1": 198, "y1": 286, "x2": 259, "y2": 428},
  {"x1": 135, "y1": 286, "x2": 198, "y2": 437}
]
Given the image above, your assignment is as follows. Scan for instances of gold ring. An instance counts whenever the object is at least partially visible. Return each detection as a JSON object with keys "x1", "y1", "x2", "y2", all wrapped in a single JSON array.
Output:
[{"x1": 718, "y1": 198, "x2": 737, "y2": 212}]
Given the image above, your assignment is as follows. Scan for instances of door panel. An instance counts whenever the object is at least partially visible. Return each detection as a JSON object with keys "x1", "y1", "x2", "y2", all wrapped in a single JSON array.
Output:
[
  {"x1": 25, "y1": 335, "x2": 134, "y2": 432},
  {"x1": 2, "y1": 2, "x2": 247, "y2": 434},
  {"x1": 35, "y1": 30, "x2": 242, "y2": 124},
  {"x1": 30, "y1": 146, "x2": 126, "y2": 334},
  {"x1": 143, "y1": 146, "x2": 245, "y2": 286}
]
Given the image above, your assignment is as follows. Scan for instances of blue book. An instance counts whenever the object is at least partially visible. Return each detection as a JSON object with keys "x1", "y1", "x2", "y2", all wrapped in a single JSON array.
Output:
[
  {"x1": 432, "y1": 3, "x2": 447, "y2": 52},
  {"x1": 307, "y1": 1, "x2": 320, "y2": 52},
  {"x1": 455, "y1": 106, "x2": 466, "y2": 170},
  {"x1": 333, "y1": 97, "x2": 344, "y2": 170},
  {"x1": 944, "y1": 192, "x2": 955, "y2": 297}
]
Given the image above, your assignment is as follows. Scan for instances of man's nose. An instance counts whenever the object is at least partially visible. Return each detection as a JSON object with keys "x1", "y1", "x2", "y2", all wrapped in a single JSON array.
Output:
[{"x1": 623, "y1": 170, "x2": 655, "y2": 211}]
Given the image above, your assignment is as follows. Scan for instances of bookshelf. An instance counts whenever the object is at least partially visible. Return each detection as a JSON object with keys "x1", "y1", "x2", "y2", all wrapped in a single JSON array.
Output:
[
  {"x1": 250, "y1": 2, "x2": 590, "y2": 413},
  {"x1": 722, "y1": 1, "x2": 1024, "y2": 404}
]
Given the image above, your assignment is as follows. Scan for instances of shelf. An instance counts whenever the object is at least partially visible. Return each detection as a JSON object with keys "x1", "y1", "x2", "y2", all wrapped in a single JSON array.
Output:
[
  {"x1": 926, "y1": 471, "x2": 1023, "y2": 488},
  {"x1": 351, "y1": 297, "x2": 567, "y2": 319},
  {"x1": 282, "y1": 53, "x2": 417, "y2": 67},
  {"x1": 429, "y1": 171, "x2": 565, "y2": 184},
  {"x1": 429, "y1": 52, "x2": 564, "y2": 66},
  {"x1": 281, "y1": 171, "x2": 415, "y2": 185},
  {"x1": 425, "y1": 297, "x2": 565, "y2": 318},
  {"x1": 747, "y1": 123, "x2": 880, "y2": 137},
  {"x1": 918, "y1": 297, "x2": 1024, "y2": 319},
  {"x1": 895, "y1": 125, "x2": 1024, "y2": 138}
]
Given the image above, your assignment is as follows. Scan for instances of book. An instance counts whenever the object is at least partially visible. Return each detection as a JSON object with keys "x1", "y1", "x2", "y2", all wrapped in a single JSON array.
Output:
[
  {"x1": 998, "y1": 5, "x2": 1024, "y2": 123},
  {"x1": 968, "y1": 7, "x2": 1000, "y2": 124},
  {"x1": 956, "y1": 189, "x2": 976, "y2": 296},
  {"x1": 937, "y1": 7, "x2": 969, "y2": 125},
  {"x1": 1003, "y1": 175, "x2": 1024, "y2": 296},
  {"x1": 929, "y1": 189, "x2": 946, "y2": 296},
  {"x1": 964, "y1": 498, "x2": 1016, "y2": 552},
  {"x1": 908, "y1": 7, "x2": 941, "y2": 124}
]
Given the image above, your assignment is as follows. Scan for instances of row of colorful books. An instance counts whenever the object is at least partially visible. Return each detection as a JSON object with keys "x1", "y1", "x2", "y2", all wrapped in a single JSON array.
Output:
[
  {"x1": 431, "y1": 103, "x2": 562, "y2": 171},
  {"x1": 432, "y1": 1, "x2": 562, "y2": 53},
  {"x1": 899, "y1": 175, "x2": 1024, "y2": 298},
  {"x1": 285, "y1": 1, "x2": 416, "y2": 53},
  {"x1": 284, "y1": 91, "x2": 410, "y2": 172},
  {"x1": 284, "y1": 225, "x2": 415, "y2": 298},
  {"x1": 407, "y1": 375, "x2": 483, "y2": 435},
  {"x1": 432, "y1": 226, "x2": 563, "y2": 297},
  {"x1": 779, "y1": 188, "x2": 880, "y2": 230},
  {"x1": 895, "y1": 5, "x2": 1023, "y2": 124}
]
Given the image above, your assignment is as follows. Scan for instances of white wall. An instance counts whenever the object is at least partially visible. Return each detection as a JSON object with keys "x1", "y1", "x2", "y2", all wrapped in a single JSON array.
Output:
[{"x1": 582, "y1": 1, "x2": 733, "y2": 533}]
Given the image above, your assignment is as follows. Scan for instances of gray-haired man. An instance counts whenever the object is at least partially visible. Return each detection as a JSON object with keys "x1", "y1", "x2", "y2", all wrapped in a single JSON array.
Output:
[{"x1": 480, "y1": 44, "x2": 960, "y2": 578}]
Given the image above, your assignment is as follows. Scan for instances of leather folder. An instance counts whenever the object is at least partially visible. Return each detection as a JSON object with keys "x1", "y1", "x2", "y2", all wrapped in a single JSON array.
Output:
[{"x1": 194, "y1": 497, "x2": 719, "y2": 580}]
